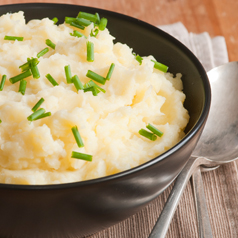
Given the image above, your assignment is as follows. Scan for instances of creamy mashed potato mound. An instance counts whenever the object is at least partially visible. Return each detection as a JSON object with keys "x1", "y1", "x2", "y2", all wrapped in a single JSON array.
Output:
[{"x1": 0, "y1": 11, "x2": 189, "y2": 184}]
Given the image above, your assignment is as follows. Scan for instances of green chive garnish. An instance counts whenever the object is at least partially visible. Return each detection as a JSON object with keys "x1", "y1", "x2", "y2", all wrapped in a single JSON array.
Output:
[
  {"x1": 146, "y1": 123, "x2": 163, "y2": 137},
  {"x1": 77, "y1": 12, "x2": 98, "y2": 23},
  {"x1": 4, "y1": 35, "x2": 24, "y2": 41},
  {"x1": 87, "y1": 41, "x2": 94, "y2": 62},
  {"x1": 27, "y1": 108, "x2": 45, "y2": 121},
  {"x1": 32, "y1": 98, "x2": 45, "y2": 112},
  {"x1": 76, "y1": 18, "x2": 92, "y2": 27},
  {"x1": 84, "y1": 80, "x2": 106, "y2": 93},
  {"x1": 0, "y1": 75, "x2": 6, "y2": 91},
  {"x1": 46, "y1": 73, "x2": 58, "y2": 86},
  {"x1": 0, "y1": 119, "x2": 2, "y2": 123},
  {"x1": 35, "y1": 112, "x2": 51, "y2": 120},
  {"x1": 46, "y1": 39, "x2": 56, "y2": 50},
  {"x1": 27, "y1": 58, "x2": 40, "y2": 79},
  {"x1": 30, "y1": 58, "x2": 39, "y2": 66},
  {"x1": 52, "y1": 17, "x2": 58, "y2": 24},
  {"x1": 72, "y1": 75, "x2": 84, "y2": 91},
  {"x1": 65, "y1": 17, "x2": 77, "y2": 24},
  {"x1": 71, "y1": 126, "x2": 84, "y2": 148},
  {"x1": 135, "y1": 55, "x2": 143, "y2": 65},
  {"x1": 139, "y1": 129, "x2": 157, "y2": 141},
  {"x1": 19, "y1": 58, "x2": 39, "y2": 72},
  {"x1": 98, "y1": 18, "x2": 107, "y2": 31},
  {"x1": 151, "y1": 60, "x2": 168, "y2": 73},
  {"x1": 71, "y1": 151, "x2": 92, "y2": 161},
  {"x1": 83, "y1": 86, "x2": 99, "y2": 96},
  {"x1": 95, "y1": 13, "x2": 100, "y2": 25},
  {"x1": 9, "y1": 70, "x2": 32, "y2": 84},
  {"x1": 19, "y1": 62, "x2": 30, "y2": 72},
  {"x1": 37, "y1": 47, "x2": 49, "y2": 58},
  {"x1": 64, "y1": 65, "x2": 72, "y2": 84},
  {"x1": 90, "y1": 28, "x2": 99, "y2": 37},
  {"x1": 18, "y1": 79, "x2": 27, "y2": 95},
  {"x1": 31, "y1": 65, "x2": 40, "y2": 79},
  {"x1": 86, "y1": 70, "x2": 106, "y2": 85},
  {"x1": 106, "y1": 63, "x2": 115, "y2": 80},
  {"x1": 70, "y1": 21, "x2": 85, "y2": 30},
  {"x1": 70, "y1": 30, "x2": 86, "y2": 38}
]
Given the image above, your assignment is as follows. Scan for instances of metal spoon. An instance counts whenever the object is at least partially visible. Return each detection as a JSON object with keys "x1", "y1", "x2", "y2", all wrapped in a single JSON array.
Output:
[{"x1": 149, "y1": 61, "x2": 238, "y2": 238}]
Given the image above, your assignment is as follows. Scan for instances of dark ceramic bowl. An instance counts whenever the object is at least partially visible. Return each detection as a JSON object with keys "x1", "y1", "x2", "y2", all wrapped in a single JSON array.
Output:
[{"x1": 0, "y1": 3, "x2": 211, "y2": 238}]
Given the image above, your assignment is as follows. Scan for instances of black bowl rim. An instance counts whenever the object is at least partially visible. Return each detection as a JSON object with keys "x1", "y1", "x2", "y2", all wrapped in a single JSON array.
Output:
[{"x1": 0, "y1": 2, "x2": 211, "y2": 190}]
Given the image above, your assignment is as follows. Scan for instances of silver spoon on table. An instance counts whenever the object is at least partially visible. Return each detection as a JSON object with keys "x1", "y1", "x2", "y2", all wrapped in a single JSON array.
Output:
[{"x1": 149, "y1": 61, "x2": 238, "y2": 238}]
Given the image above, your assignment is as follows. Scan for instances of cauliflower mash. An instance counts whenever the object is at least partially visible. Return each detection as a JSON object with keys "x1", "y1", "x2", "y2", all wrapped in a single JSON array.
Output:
[{"x1": 0, "y1": 11, "x2": 189, "y2": 184}]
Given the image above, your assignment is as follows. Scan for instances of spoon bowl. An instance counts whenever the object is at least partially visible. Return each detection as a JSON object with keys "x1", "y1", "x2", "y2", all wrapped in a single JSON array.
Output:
[{"x1": 193, "y1": 61, "x2": 238, "y2": 162}]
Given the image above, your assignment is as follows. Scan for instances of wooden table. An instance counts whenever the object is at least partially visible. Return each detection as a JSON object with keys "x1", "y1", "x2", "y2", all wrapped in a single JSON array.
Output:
[{"x1": 1, "y1": 1, "x2": 238, "y2": 238}]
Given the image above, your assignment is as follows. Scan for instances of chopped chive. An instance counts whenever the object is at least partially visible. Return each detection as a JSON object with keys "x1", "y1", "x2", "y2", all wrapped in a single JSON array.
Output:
[
  {"x1": 70, "y1": 21, "x2": 85, "y2": 30},
  {"x1": 77, "y1": 12, "x2": 98, "y2": 23},
  {"x1": 98, "y1": 18, "x2": 107, "y2": 31},
  {"x1": 146, "y1": 123, "x2": 163, "y2": 137},
  {"x1": 139, "y1": 129, "x2": 157, "y2": 141},
  {"x1": 84, "y1": 80, "x2": 106, "y2": 94},
  {"x1": 0, "y1": 119, "x2": 2, "y2": 123},
  {"x1": 71, "y1": 126, "x2": 84, "y2": 148},
  {"x1": 46, "y1": 39, "x2": 56, "y2": 50},
  {"x1": 70, "y1": 30, "x2": 86, "y2": 38},
  {"x1": 84, "y1": 86, "x2": 99, "y2": 96},
  {"x1": 71, "y1": 151, "x2": 93, "y2": 161},
  {"x1": 32, "y1": 98, "x2": 45, "y2": 112},
  {"x1": 19, "y1": 62, "x2": 30, "y2": 72},
  {"x1": 18, "y1": 79, "x2": 27, "y2": 95},
  {"x1": 72, "y1": 75, "x2": 84, "y2": 91},
  {"x1": 64, "y1": 65, "x2": 72, "y2": 84},
  {"x1": 86, "y1": 70, "x2": 106, "y2": 85},
  {"x1": 135, "y1": 55, "x2": 143, "y2": 65},
  {"x1": 9, "y1": 70, "x2": 32, "y2": 84},
  {"x1": 30, "y1": 58, "x2": 39, "y2": 67},
  {"x1": 35, "y1": 111, "x2": 51, "y2": 120},
  {"x1": 65, "y1": 17, "x2": 77, "y2": 24},
  {"x1": 87, "y1": 41, "x2": 94, "y2": 62},
  {"x1": 52, "y1": 17, "x2": 58, "y2": 24},
  {"x1": 46, "y1": 73, "x2": 58, "y2": 86},
  {"x1": 95, "y1": 13, "x2": 100, "y2": 25},
  {"x1": 76, "y1": 18, "x2": 92, "y2": 27},
  {"x1": 37, "y1": 47, "x2": 49, "y2": 58},
  {"x1": 0, "y1": 75, "x2": 6, "y2": 91},
  {"x1": 90, "y1": 28, "x2": 99, "y2": 37},
  {"x1": 31, "y1": 65, "x2": 40, "y2": 79},
  {"x1": 27, "y1": 108, "x2": 45, "y2": 121},
  {"x1": 27, "y1": 58, "x2": 40, "y2": 79},
  {"x1": 84, "y1": 80, "x2": 106, "y2": 92},
  {"x1": 151, "y1": 60, "x2": 168, "y2": 73},
  {"x1": 19, "y1": 58, "x2": 39, "y2": 72},
  {"x1": 4, "y1": 35, "x2": 24, "y2": 41},
  {"x1": 106, "y1": 63, "x2": 115, "y2": 80}
]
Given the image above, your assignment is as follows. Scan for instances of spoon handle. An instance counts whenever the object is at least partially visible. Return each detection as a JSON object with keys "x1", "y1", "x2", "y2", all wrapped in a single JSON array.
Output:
[
  {"x1": 192, "y1": 167, "x2": 213, "y2": 238},
  {"x1": 148, "y1": 156, "x2": 204, "y2": 238}
]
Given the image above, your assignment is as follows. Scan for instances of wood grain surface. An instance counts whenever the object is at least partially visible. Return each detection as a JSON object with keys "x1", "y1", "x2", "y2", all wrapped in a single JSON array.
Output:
[{"x1": 1, "y1": 1, "x2": 238, "y2": 238}]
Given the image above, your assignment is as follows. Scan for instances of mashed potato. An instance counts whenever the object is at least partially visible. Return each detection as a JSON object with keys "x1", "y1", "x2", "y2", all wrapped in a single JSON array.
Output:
[{"x1": 0, "y1": 11, "x2": 189, "y2": 184}]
